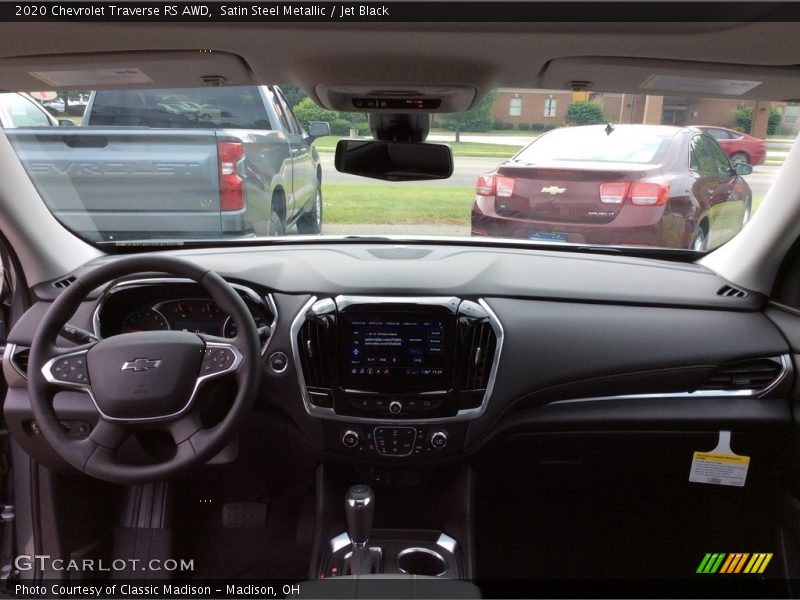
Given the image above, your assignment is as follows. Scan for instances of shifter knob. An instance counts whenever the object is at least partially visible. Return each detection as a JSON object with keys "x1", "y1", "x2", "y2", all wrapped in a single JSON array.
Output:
[{"x1": 345, "y1": 484, "x2": 375, "y2": 547}]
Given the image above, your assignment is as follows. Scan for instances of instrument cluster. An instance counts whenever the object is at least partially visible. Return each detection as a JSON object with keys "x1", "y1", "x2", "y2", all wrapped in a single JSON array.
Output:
[{"x1": 95, "y1": 281, "x2": 274, "y2": 340}]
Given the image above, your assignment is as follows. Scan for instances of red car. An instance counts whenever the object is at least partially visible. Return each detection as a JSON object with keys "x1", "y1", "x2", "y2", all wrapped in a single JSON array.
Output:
[
  {"x1": 471, "y1": 124, "x2": 753, "y2": 251},
  {"x1": 696, "y1": 126, "x2": 767, "y2": 166}
]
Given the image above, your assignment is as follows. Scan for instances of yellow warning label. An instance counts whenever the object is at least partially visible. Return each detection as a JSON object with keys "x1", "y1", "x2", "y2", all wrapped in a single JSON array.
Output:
[{"x1": 693, "y1": 452, "x2": 750, "y2": 465}]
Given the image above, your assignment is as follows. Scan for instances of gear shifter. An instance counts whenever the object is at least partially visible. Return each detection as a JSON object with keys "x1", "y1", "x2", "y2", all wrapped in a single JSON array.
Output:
[{"x1": 345, "y1": 484, "x2": 376, "y2": 575}]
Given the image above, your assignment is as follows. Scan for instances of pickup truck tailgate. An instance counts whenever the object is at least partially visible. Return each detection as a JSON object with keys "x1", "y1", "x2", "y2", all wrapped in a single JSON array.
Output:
[{"x1": 7, "y1": 128, "x2": 225, "y2": 239}]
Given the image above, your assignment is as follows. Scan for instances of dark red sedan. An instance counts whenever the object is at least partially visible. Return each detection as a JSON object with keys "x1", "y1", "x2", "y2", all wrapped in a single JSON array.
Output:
[
  {"x1": 471, "y1": 125, "x2": 753, "y2": 251},
  {"x1": 696, "y1": 126, "x2": 767, "y2": 166}
]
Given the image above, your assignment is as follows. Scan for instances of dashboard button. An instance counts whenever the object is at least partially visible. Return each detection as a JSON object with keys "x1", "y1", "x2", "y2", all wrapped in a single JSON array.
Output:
[
  {"x1": 268, "y1": 351, "x2": 289, "y2": 373},
  {"x1": 389, "y1": 400, "x2": 402, "y2": 414},
  {"x1": 374, "y1": 426, "x2": 416, "y2": 456},
  {"x1": 51, "y1": 356, "x2": 89, "y2": 385},
  {"x1": 201, "y1": 347, "x2": 236, "y2": 375},
  {"x1": 342, "y1": 429, "x2": 360, "y2": 448},
  {"x1": 429, "y1": 430, "x2": 448, "y2": 450}
]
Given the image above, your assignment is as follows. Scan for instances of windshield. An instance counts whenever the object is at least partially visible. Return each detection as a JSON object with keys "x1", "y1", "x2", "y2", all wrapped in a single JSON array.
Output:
[{"x1": 2, "y1": 84, "x2": 791, "y2": 253}]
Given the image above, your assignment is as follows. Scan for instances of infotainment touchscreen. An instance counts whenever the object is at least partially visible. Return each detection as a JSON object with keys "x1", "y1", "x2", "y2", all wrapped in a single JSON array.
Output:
[{"x1": 339, "y1": 313, "x2": 454, "y2": 392}]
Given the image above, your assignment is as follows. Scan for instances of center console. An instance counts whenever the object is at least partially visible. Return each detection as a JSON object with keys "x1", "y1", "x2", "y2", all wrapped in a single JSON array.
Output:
[
  {"x1": 295, "y1": 299, "x2": 489, "y2": 582},
  {"x1": 291, "y1": 296, "x2": 502, "y2": 459},
  {"x1": 311, "y1": 465, "x2": 476, "y2": 582}
]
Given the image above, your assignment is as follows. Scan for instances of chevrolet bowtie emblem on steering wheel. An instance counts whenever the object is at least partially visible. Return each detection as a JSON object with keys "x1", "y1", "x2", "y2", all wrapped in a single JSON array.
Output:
[
  {"x1": 541, "y1": 186, "x2": 567, "y2": 195},
  {"x1": 121, "y1": 358, "x2": 162, "y2": 372}
]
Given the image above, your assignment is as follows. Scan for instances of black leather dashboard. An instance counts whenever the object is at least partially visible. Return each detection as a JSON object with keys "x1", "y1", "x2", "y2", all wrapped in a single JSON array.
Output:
[{"x1": 4, "y1": 242, "x2": 795, "y2": 469}]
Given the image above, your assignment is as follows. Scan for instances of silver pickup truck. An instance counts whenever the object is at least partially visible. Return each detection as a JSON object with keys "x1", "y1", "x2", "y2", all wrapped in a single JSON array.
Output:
[{"x1": 6, "y1": 85, "x2": 329, "y2": 241}]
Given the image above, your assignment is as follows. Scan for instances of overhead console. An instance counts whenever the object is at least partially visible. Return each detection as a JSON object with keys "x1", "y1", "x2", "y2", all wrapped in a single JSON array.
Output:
[
  {"x1": 314, "y1": 84, "x2": 477, "y2": 113},
  {"x1": 291, "y1": 296, "x2": 502, "y2": 459}
]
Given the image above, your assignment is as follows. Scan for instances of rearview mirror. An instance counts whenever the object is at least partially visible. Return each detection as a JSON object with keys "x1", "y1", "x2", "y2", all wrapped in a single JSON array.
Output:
[
  {"x1": 733, "y1": 162, "x2": 752, "y2": 176},
  {"x1": 334, "y1": 140, "x2": 453, "y2": 182},
  {"x1": 307, "y1": 121, "x2": 331, "y2": 139}
]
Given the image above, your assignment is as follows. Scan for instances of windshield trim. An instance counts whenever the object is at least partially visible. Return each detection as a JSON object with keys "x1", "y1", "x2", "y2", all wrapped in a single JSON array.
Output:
[{"x1": 96, "y1": 234, "x2": 704, "y2": 262}]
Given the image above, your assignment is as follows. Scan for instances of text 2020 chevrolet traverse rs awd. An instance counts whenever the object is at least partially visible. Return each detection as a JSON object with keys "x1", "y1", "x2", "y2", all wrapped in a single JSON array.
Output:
[{"x1": 1, "y1": 5, "x2": 800, "y2": 600}]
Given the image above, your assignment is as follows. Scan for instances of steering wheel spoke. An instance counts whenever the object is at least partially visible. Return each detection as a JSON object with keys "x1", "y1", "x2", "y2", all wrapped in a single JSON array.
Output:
[
  {"x1": 165, "y1": 412, "x2": 204, "y2": 445},
  {"x1": 89, "y1": 418, "x2": 129, "y2": 450}
]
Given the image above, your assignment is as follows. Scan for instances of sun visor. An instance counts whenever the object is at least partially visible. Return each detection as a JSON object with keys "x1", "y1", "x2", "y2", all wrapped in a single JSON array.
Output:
[
  {"x1": 0, "y1": 50, "x2": 255, "y2": 91},
  {"x1": 540, "y1": 57, "x2": 800, "y2": 102}
]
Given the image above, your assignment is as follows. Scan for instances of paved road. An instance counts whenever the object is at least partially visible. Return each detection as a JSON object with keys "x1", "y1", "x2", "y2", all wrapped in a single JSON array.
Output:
[
  {"x1": 321, "y1": 153, "x2": 780, "y2": 198},
  {"x1": 744, "y1": 165, "x2": 780, "y2": 199}
]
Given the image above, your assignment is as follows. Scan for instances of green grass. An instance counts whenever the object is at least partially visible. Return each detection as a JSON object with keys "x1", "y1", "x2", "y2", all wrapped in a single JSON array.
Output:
[
  {"x1": 445, "y1": 142, "x2": 521, "y2": 157},
  {"x1": 322, "y1": 183, "x2": 474, "y2": 225},
  {"x1": 314, "y1": 136, "x2": 520, "y2": 159},
  {"x1": 429, "y1": 127, "x2": 531, "y2": 137}
]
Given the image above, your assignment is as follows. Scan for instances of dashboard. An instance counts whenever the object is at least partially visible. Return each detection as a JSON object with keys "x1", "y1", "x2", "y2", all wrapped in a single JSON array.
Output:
[{"x1": 2, "y1": 242, "x2": 797, "y2": 471}]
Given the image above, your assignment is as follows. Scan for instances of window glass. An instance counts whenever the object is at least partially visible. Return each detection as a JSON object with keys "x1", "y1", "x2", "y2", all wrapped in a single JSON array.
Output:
[
  {"x1": 515, "y1": 126, "x2": 672, "y2": 164},
  {"x1": 705, "y1": 128, "x2": 731, "y2": 140},
  {"x1": 509, "y1": 97, "x2": 522, "y2": 117},
  {"x1": 86, "y1": 87, "x2": 273, "y2": 129},
  {"x1": 0, "y1": 93, "x2": 51, "y2": 127},
  {"x1": 543, "y1": 97, "x2": 557, "y2": 117},
  {"x1": 275, "y1": 88, "x2": 302, "y2": 134},
  {"x1": 271, "y1": 90, "x2": 292, "y2": 132},
  {"x1": 703, "y1": 135, "x2": 733, "y2": 174}
]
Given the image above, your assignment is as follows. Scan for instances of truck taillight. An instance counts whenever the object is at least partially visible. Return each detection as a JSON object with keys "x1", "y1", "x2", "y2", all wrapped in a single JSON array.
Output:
[
  {"x1": 475, "y1": 174, "x2": 515, "y2": 197},
  {"x1": 218, "y1": 142, "x2": 245, "y2": 212}
]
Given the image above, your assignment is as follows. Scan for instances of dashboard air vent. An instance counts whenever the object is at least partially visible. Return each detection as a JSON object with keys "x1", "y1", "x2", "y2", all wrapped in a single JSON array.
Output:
[
  {"x1": 9, "y1": 346, "x2": 29, "y2": 376},
  {"x1": 463, "y1": 320, "x2": 497, "y2": 391},
  {"x1": 697, "y1": 357, "x2": 784, "y2": 392},
  {"x1": 52, "y1": 276, "x2": 77, "y2": 289},
  {"x1": 298, "y1": 319, "x2": 334, "y2": 389},
  {"x1": 716, "y1": 284, "x2": 747, "y2": 299}
]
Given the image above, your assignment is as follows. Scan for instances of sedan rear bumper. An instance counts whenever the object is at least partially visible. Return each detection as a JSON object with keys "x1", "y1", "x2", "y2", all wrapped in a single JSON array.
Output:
[{"x1": 471, "y1": 195, "x2": 688, "y2": 248}]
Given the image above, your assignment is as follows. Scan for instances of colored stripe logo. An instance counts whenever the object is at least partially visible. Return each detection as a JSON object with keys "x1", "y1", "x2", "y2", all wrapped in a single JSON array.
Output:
[{"x1": 697, "y1": 553, "x2": 772, "y2": 574}]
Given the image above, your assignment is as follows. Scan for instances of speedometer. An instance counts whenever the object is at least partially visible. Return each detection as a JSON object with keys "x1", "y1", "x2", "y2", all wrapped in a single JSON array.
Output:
[{"x1": 121, "y1": 309, "x2": 169, "y2": 333}]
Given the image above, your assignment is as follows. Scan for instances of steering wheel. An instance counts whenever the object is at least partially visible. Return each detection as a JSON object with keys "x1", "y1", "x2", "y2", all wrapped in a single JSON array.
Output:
[{"x1": 27, "y1": 255, "x2": 261, "y2": 484}]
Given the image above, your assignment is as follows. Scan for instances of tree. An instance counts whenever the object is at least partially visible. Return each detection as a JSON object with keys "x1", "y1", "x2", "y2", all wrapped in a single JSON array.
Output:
[
  {"x1": 732, "y1": 105, "x2": 781, "y2": 136},
  {"x1": 291, "y1": 97, "x2": 338, "y2": 129},
  {"x1": 281, "y1": 84, "x2": 308, "y2": 108},
  {"x1": 45, "y1": 90, "x2": 87, "y2": 115},
  {"x1": 565, "y1": 101, "x2": 607, "y2": 126},
  {"x1": 440, "y1": 92, "x2": 496, "y2": 142}
]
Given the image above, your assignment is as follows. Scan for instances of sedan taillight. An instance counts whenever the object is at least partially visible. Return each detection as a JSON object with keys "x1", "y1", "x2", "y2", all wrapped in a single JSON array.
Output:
[
  {"x1": 629, "y1": 181, "x2": 670, "y2": 206},
  {"x1": 476, "y1": 174, "x2": 515, "y2": 197},
  {"x1": 600, "y1": 181, "x2": 669, "y2": 206},
  {"x1": 599, "y1": 182, "x2": 629, "y2": 204}
]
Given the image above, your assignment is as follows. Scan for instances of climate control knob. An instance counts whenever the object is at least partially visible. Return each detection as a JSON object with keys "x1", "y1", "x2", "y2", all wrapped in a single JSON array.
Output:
[
  {"x1": 341, "y1": 429, "x2": 361, "y2": 449},
  {"x1": 429, "y1": 430, "x2": 448, "y2": 450},
  {"x1": 388, "y1": 401, "x2": 403, "y2": 415}
]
